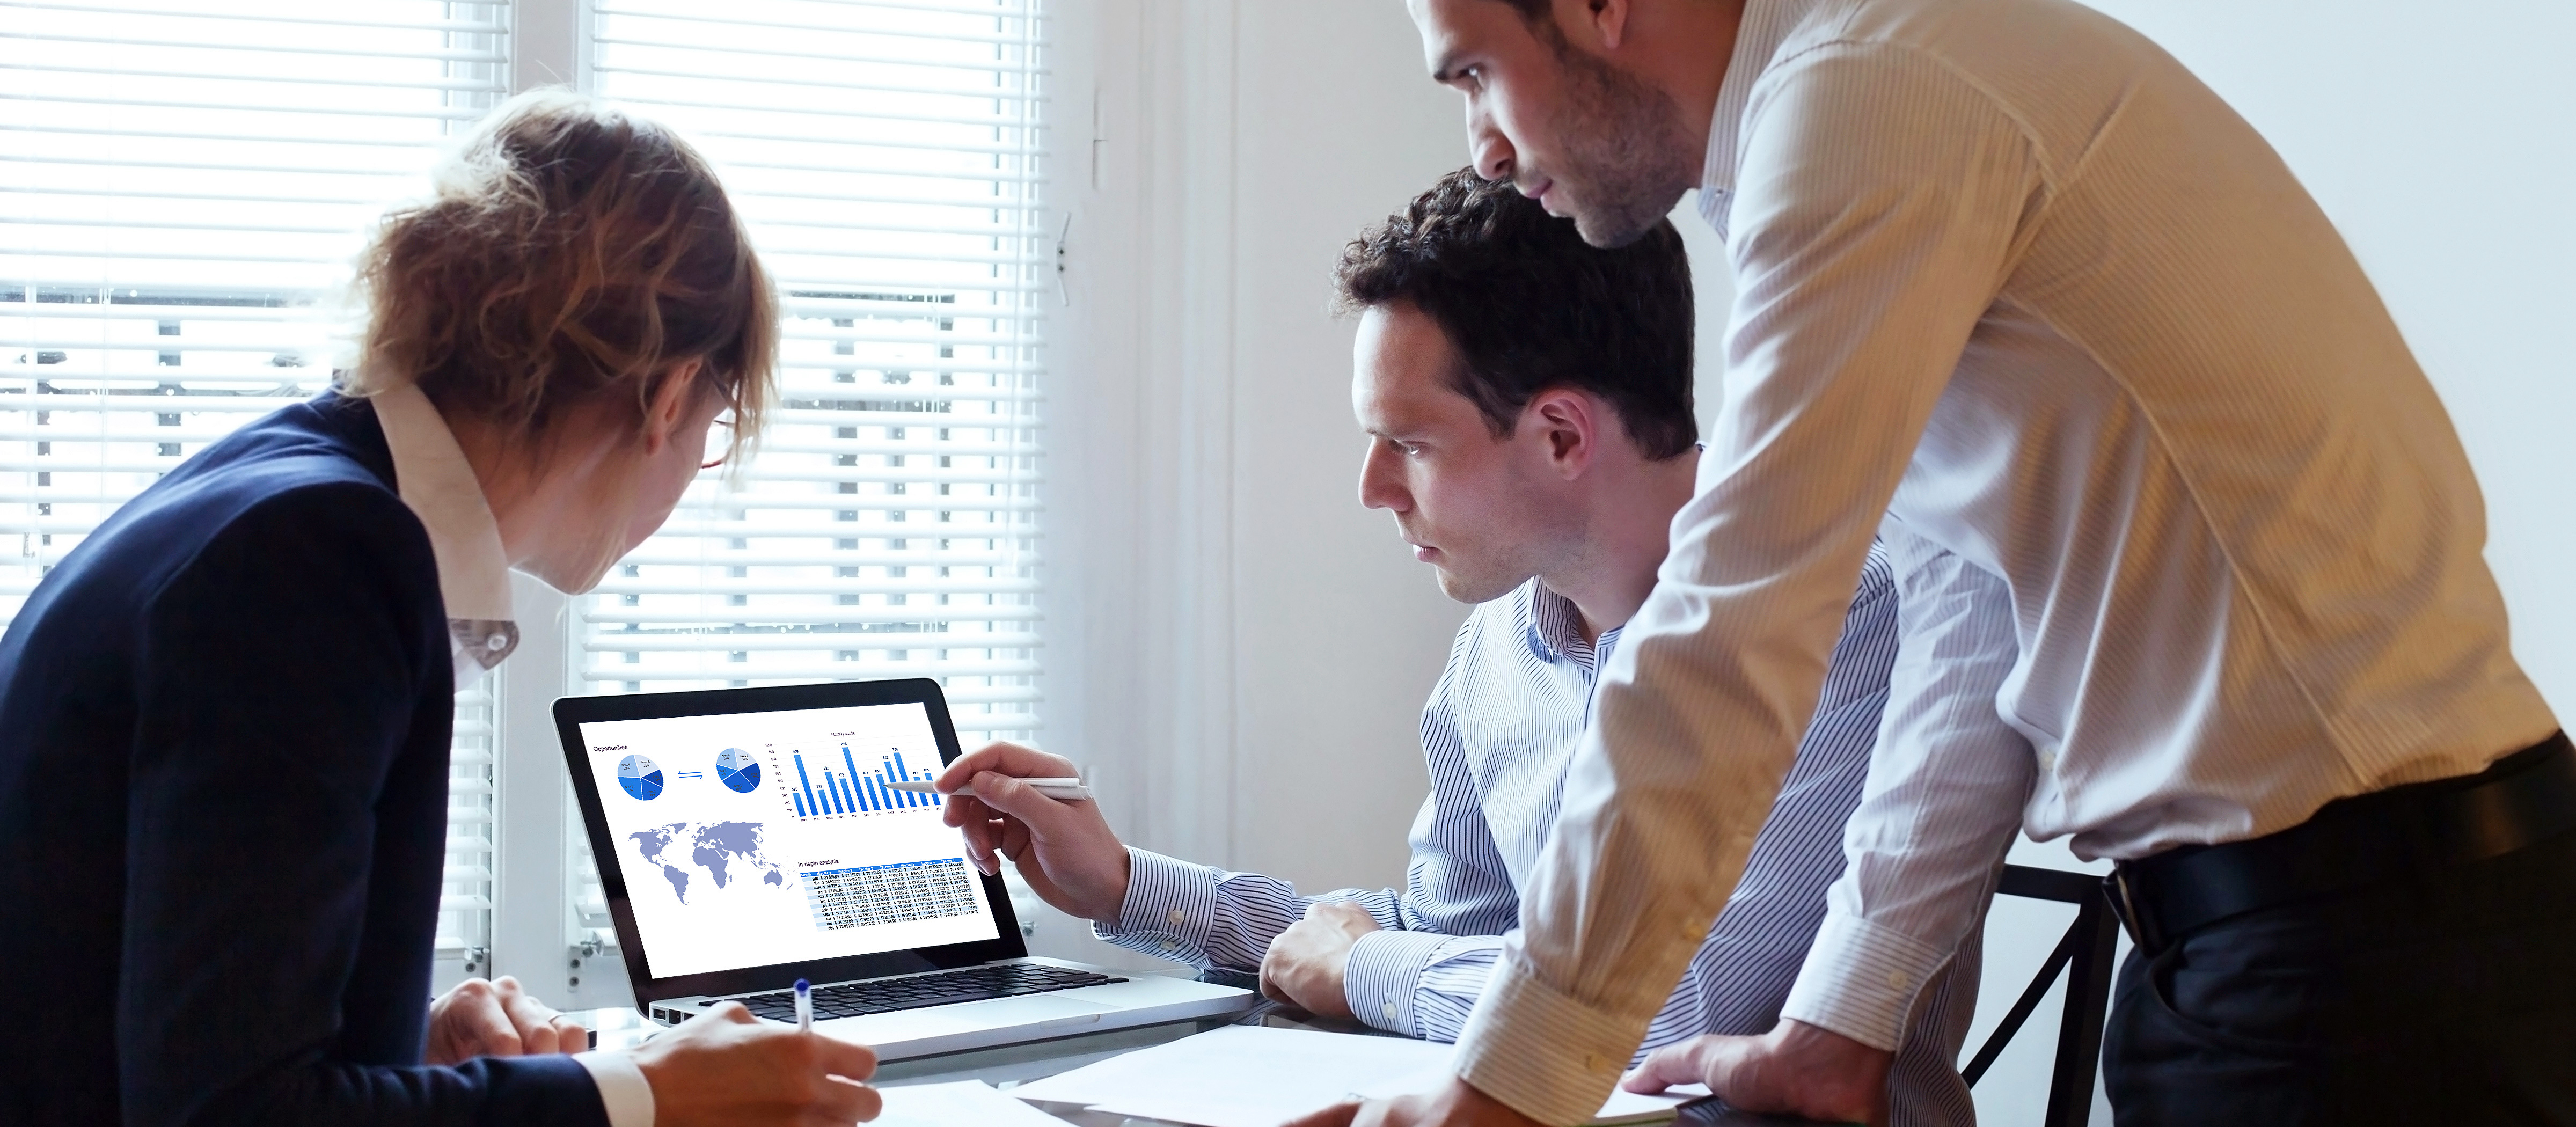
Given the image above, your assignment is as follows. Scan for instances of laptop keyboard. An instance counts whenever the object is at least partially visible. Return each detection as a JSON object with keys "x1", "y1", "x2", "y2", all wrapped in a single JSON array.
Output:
[{"x1": 734, "y1": 963, "x2": 1127, "y2": 1021}]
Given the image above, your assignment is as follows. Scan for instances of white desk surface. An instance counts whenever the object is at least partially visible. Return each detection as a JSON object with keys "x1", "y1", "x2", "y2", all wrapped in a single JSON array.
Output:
[{"x1": 570, "y1": 986, "x2": 1804, "y2": 1127}]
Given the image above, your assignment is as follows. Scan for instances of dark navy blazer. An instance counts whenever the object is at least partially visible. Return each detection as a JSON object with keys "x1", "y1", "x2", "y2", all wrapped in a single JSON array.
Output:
[{"x1": 0, "y1": 395, "x2": 609, "y2": 1126}]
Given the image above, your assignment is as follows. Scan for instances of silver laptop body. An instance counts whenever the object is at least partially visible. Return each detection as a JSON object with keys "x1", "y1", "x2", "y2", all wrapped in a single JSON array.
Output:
[
  {"x1": 555, "y1": 678, "x2": 1255, "y2": 1060},
  {"x1": 643, "y1": 956, "x2": 1253, "y2": 1060}
]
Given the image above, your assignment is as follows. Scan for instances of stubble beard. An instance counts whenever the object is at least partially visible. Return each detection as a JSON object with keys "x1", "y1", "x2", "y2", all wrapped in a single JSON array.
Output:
[
  {"x1": 1541, "y1": 36, "x2": 1699, "y2": 248},
  {"x1": 1433, "y1": 561, "x2": 1526, "y2": 606},
  {"x1": 1413, "y1": 520, "x2": 1536, "y2": 606}
]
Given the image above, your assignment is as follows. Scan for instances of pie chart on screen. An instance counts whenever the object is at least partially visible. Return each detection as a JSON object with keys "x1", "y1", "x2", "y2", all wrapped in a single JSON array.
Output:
[
  {"x1": 714, "y1": 748, "x2": 762, "y2": 794},
  {"x1": 618, "y1": 755, "x2": 664, "y2": 801}
]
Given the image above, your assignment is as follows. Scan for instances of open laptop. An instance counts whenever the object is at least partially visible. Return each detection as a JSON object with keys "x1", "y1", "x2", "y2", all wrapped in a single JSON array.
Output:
[{"x1": 556, "y1": 678, "x2": 1256, "y2": 1060}]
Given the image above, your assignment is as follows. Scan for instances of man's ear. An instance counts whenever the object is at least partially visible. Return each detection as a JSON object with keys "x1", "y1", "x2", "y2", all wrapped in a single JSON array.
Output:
[
  {"x1": 1524, "y1": 389, "x2": 1599, "y2": 479},
  {"x1": 1579, "y1": 0, "x2": 1633, "y2": 50}
]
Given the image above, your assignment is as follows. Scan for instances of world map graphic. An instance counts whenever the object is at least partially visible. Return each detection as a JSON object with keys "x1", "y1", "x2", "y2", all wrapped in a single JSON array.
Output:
[{"x1": 627, "y1": 821, "x2": 789, "y2": 904}]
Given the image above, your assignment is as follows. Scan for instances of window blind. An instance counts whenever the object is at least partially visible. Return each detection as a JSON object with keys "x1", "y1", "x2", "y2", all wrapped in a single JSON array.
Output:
[
  {"x1": 572, "y1": 0, "x2": 1047, "y2": 955},
  {"x1": 583, "y1": 0, "x2": 1046, "y2": 725},
  {"x1": 0, "y1": 0, "x2": 512, "y2": 966}
]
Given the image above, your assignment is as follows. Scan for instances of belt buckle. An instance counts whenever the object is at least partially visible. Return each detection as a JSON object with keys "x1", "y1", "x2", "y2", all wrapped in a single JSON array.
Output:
[{"x1": 2107, "y1": 866, "x2": 2162, "y2": 955}]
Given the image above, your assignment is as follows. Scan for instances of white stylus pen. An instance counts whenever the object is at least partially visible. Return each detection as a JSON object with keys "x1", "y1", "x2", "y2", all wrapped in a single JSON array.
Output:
[
  {"x1": 884, "y1": 777, "x2": 1092, "y2": 802},
  {"x1": 793, "y1": 978, "x2": 812, "y2": 1033}
]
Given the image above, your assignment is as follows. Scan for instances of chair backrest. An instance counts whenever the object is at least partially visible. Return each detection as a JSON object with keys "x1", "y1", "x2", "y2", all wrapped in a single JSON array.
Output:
[{"x1": 1962, "y1": 865, "x2": 2118, "y2": 1127}]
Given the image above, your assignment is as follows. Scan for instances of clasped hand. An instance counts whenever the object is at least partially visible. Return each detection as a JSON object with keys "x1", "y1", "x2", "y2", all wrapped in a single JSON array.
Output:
[
  {"x1": 426, "y1": 975, "x2": 589, "y2": 1063},
  {"x1": 1258, "y1": 900, "x2": 1380, "y2": 1020}
]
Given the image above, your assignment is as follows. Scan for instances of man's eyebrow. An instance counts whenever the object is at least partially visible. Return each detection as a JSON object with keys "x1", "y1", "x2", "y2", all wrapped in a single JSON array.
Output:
[{"x1": 1428, "y1": 48, "x2": 1469, "y2": 83}]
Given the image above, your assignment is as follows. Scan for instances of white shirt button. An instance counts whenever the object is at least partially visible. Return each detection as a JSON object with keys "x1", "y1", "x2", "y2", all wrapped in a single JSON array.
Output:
[
  {"x1": 486, "y1": 633, "x2": 509, "y2": 651},
  {"x1": 2037, "y1": 750, "x2": 2058, "y2": 772},
  {"x1": 1886, "y1": 969, "x2": 1909, "y2": 990},
  {"x1": 1167, "y1": 908, "x2": 1188, "y2": 926},
  {"x1": 1380, "y1": 999, "x2": 1398, "y2": 1019},
  {"x1": 1158, "y1": 936, "x2": 1179, "y2": 950}
]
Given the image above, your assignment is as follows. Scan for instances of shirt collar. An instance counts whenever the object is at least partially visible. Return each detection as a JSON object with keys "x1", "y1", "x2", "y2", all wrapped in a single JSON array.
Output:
[
  {"x1": 371, "y1": 381, "x2": 519, "y2": 680},
  {"x1": 1696, "y1": 0, "x2": 1821, "y2": 230},
  {"x1": 1525, "y1": 580, "x2": 1621, "y2": 672}
]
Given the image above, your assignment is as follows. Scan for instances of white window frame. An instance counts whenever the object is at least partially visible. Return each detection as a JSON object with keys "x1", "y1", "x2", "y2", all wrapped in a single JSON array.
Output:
[{"x1": 427, "y1": 0, "x2": 587, "y2": 1004}]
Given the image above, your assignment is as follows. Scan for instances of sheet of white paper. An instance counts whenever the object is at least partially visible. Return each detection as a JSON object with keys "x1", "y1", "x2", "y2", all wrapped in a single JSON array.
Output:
[
  {"x1": 1009, "y1": 1025, "x2": 1452, "y2": 1110},
  {"x1": 1585, "y1": 1086, "x2": 1699, "y2": 1125},
  {"x1": 874, "y1": 1080, "x2": 1069, "y2": 1127},
  {"x1": 1082, "y1": 1086, "x2": 1693, "y2": 1127},
  {"x1": 1009, "y1": 1026, "x2": 1699, "y2": 1126}
]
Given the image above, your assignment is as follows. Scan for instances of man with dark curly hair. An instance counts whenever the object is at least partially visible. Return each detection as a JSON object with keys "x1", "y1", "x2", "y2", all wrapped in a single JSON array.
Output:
[
  {"x1": 1320, "y1": 3, "x2": 2574, "y2": 1127},
  {"x1": 934, "y1": 168, "x2": 1986, "y2": 1127}
]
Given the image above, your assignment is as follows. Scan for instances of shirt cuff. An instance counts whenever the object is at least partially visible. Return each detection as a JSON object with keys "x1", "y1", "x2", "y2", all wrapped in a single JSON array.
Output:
[
  {"x1": 1779, "y1": 909, "x2": 1952, "y2": 1052},
  {"x1": 573, "y1": 1049, "x2": 656, "y2": 1127},
  {"x1": 1091, "y1": 847, "x2": 1221, "y2": 963},
  {"x1": 1452, "y1": 952, "x2": 1635, "y2": 1127},
  {"x1": 1342, "y1": 928, "x2": 1452, "y2": 1035}
]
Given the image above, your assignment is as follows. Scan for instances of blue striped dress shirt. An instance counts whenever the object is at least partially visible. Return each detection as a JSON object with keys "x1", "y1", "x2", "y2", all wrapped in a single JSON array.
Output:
[{"x1": 1099, "y1": 544, "x2": 1978, "y2": 1126}]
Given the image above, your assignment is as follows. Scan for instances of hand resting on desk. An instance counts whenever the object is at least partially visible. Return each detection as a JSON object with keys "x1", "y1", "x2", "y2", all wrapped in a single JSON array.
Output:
[
  {"x1": 1623, "y1": 1020, "x2": 1892, "y2": 1127},
  {"x1": 427, "y1": 975, "x2": 590, "y2": 1063},
  {"x1": 1258, "y1": 900, "x2": 1381, "y2": 1020},
  {"x1": 938, "y1": 741, "x2": 1132, "y2": 922},
  {"x1": 427, "y1": 977, "x2": 884, "y2": 1126},
  {"x1": 1285, "y1": 1074, "x2": 1543, "y2": 1127}
]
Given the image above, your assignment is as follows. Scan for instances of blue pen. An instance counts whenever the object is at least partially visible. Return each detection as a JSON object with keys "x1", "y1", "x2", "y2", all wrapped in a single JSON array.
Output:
[{"x1": 794, "y1": 978, "x2": 813, "y2": 1033}]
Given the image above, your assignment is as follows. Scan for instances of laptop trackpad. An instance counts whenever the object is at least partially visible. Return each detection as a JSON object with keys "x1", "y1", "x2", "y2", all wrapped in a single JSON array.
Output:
[{"x1": 817, "y1": 991, "x2": 1113, "y2": 1041}]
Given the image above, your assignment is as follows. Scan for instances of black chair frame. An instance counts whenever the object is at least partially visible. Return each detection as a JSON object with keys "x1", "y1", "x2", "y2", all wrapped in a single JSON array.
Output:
[{"x1": 1962, "y1": 865, "x2": 2119, "y2": 1127}]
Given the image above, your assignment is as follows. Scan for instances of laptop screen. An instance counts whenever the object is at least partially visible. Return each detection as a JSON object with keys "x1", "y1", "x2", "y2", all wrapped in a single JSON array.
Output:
[{"x1": 574, "y1": 700, "x2": 1002, "y2": 980}]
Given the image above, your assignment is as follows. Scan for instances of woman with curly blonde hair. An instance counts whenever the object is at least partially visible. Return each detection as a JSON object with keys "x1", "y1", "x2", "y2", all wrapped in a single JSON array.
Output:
[{"x1": 0, "y1": 91, "x2": 880, "y2": 1127}]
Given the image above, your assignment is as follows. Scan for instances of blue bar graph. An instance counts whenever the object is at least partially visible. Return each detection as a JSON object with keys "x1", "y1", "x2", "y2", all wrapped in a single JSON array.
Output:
[
  {"x1": 787, "y1": 747, "x2": 946, "y2": 819},
  {"x1": 793, "y1": 755, "x2": 819, "y2": 816}
]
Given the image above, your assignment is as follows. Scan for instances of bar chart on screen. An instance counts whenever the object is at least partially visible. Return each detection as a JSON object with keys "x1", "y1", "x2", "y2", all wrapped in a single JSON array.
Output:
[{"x1": 785, "y1": 745, "x2": 945, "y2": 820}]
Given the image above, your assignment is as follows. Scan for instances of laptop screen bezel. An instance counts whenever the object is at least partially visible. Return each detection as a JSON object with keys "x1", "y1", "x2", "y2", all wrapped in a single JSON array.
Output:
[{"x1": 554, "y1": 677, "x2": 1030, "y2": 1005}]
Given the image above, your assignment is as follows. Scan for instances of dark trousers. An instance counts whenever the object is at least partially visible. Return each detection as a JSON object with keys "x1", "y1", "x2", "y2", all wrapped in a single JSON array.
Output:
[{"x1": 2102, "y1": 825, "x2": 2576, "y2": 1125}]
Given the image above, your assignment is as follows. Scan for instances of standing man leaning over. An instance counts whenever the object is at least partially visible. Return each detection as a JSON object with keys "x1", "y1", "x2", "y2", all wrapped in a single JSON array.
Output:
[
  {"x1": 938, "y1": 169, "x2": 1991, "y2": 1126},
  {"x1": 1307, "y1": 1, "x2": 2576, "y2": 1126}
]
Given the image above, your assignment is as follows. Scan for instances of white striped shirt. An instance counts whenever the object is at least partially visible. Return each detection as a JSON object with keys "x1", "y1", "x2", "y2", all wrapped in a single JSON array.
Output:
[
  {"x1": 1453, "y1": 0, "x2": 2562, "y2": 1121},
  {"x1": 1100, "y1": 547, "x2": 1979, "y2": 1126}
]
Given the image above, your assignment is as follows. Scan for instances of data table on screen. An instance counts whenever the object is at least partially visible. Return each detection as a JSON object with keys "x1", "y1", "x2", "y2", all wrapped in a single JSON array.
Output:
[{"x1": 802, "y1": 858, "x2": 982, "y2": 931}]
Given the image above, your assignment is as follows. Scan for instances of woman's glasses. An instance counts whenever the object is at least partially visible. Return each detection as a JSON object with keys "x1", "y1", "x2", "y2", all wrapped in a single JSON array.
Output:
[{"x1": 701, "y1": 414, "x2": 736, "y2": 470}]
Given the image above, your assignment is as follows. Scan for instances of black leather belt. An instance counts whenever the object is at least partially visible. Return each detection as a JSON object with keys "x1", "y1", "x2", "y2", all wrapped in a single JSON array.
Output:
[{"x1": 2107, "y1": 730, "x2": 2576, "y2": 956}]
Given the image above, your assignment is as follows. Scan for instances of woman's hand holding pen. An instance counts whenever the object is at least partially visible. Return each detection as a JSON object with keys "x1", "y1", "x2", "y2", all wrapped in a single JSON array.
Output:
[
  {"x1": 631, "y1": 1004, "x2": 883, "y2": 1127},
  {"x1": 937, "y1": 741, "x2": 1131, "y2": 922}
]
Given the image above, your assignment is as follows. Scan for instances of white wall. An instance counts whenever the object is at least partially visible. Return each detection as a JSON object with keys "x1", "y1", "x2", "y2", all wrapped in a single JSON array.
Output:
[
  {"x1": 1222, "y1": 4, "x2": 1482, "y2": 889},
  {"x1": 1044, "y1": 0, "x2": 1468, "y2": 900}
]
